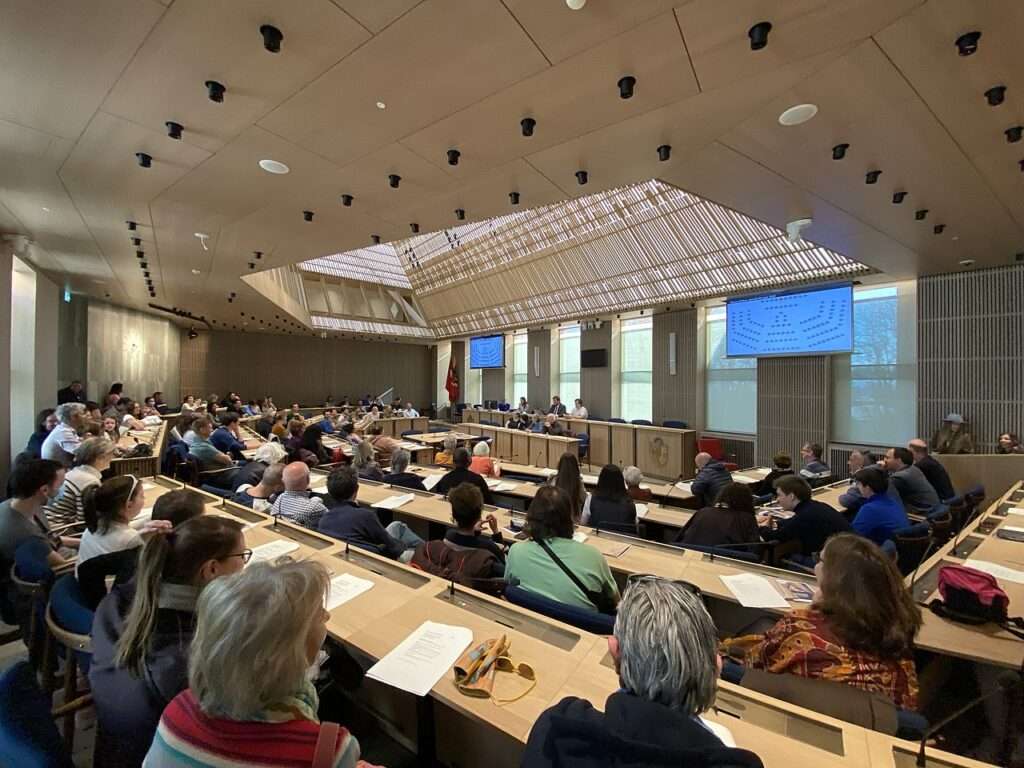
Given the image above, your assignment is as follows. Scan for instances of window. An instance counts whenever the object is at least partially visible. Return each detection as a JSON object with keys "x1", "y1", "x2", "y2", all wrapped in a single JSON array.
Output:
[
  {"x1": 705, "y1": 306, "x2": 756, "y2": 433},
  {"x1": 512, "y1": 332, "x2": 527, "y2": 406},
  {"x1": 558, "y1": 324, "x2": 581, "y2": 407},
  {"x1": 620, "y1": 317, "x2": 652, "y2": 422},
  {"x1": 832, "y1": 283, "x2": 916, "y2": 446}
]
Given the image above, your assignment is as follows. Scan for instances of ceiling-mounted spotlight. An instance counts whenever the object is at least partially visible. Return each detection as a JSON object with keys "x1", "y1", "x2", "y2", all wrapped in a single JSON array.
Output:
[
  {"x1": 447, "y1": 149, "x2": 461, "y2": 166},
  {"x1": 140, "y1": 261, "x2": 148, "y2": 269},
  {"x1": 260, "y1": 24, "x2": 283, "y2": 53},
  {"x1": 831, "y1": 143, "x2": 849, "y2": 160},
  {"x1": 143, "y1": 271, "x2": 150, "y2": 278},
  {"x1": 865, "y1": 169, "x2": 882, "y2": 184},
  {"x1": 575, "y1": 170, "x2": 588, "y2": 185},
  {"x1": 253, "y1": 251, "x2": 262, "y2": 259},
  {"x1": 934, "y1": 224, "x2": 946, "y2": 234},
  {"x1": 520, "y1": 117, "x2": 536, "y2": 137},
  {"x1": 410, "y1": 222, "x2": 419, "y2": 234},
  {"x1": 657, "y1": 144, "x2": 671, "y2": 162},
  {"x1": 566, "y1": 0, "x2": 586, "y2": 9},
  {"x1": 388, "y1": 174, "x2": 401, "y2": 188},
  {"x1": 617, "y1": 75, "x2": 636, "y2": 99},
  {"x1": 205, "y1": 80, "x2": 226, "y2": 103},
  {"x1": 455, "y1": 208, "x2": 465, "y2": 221},
  {"x1": 135, "y1": 152, "x2": 152, "y2": 168},
  {"x1": 248, "y1": 262, "x2": 255, "y2": 269},
  {"x1": 1006, "y1": 125, "x2": 1023, "y2": 143},
  {"x1": 954, "y1": 30, "x2": 981, "y2": 57},
  {"x1": 509, "y1": 191, "x2": 520, "y2": 205},
  {"x1": 136, "y1": 250, "x2": 144, "y2": 259},
  {"x1": 892, "y1": 191, "x2": 907, "y2": 204},
  {"x1": 748, "y1": 21, "x2": 772, "y2": 51},
  {"x1": 915, "y1": 209, "x2": 929, "y2": 221},
  {"x1": 126, "y1": 220, "x2": 137, "y2": 231},
  {"x1": 985, "y1": 85, "x2": 1006, "y2": 106},
  {"x1": 188, "y1": 327, "x2": 198, "y2": 339},
  {"x1": 131, "y1": 236, "x2": 142, "y2": 247},
  {"x1": 302, "y1": 210, "x2": 314, "y2": 222},
  {"x1": 165, "y1": 121, "x2": 183, "y2": 140},
  {"x1": 371, "y1": 234, "x2": 381, "y2": 245},
  {"x1": 340, "y1": 194, "x2": 353, "y2": 207}
]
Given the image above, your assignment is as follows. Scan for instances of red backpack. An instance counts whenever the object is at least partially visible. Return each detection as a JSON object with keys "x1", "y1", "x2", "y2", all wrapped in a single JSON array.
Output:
[{"x1": 928, "y1": 564, "x2": 1024, "y2": 639}]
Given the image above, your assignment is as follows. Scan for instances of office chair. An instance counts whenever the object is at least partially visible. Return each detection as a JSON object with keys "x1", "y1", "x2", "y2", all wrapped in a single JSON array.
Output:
[
  {"x1": 504, "y1": 584, "x2": 615, "y2": 635},
  {"x1": 43, "y1": 576, "x2": 94, "y2": 750},
  {"x1": 662, "y1": 420, "x2": 688, "y2": 429},
  {"x1": 0, "y1": 662, "x2": 75, "y2": 768}
]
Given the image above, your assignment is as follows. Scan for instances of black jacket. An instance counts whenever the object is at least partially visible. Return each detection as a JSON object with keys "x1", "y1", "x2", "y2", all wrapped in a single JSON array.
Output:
[
  {"x1": 383, "y1": 471, "x2": 427, "y2": 491},
  {"x1": 915, "y1": 455, "x2": 955, "y2": 501},
  {"x1": 749, "y1": 468, "x2": 793, "y2": 498},
  {"x1": 522, "y1": 692, "x2": 764, "y2": 768},
  {"x1": 691, "y1": 461, "x2": 733, "y2": 507},
  {"x1": 57, "y1": 386, "x2": 87, "y2": 404},
  {"x1": 587, "y1": 496, "x2": 637, "y2": 533},
  {"x1": 318, "y1": 499, "x2": 404, "y2": 559},
  {"x1": 434, "y1": 466, "x2": 494, "y2": 504},
  {"x1": 678, "y1": 506, "x2": 761, "y2": 548},
  {"x1": 764, "y1": 499, "x2": 852, "y2": 556}
]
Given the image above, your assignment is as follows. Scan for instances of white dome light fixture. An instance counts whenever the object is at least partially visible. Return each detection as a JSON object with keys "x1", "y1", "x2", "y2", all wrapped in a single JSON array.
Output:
[
  {"x1": 778, "y1": 103, "x2": 818, "y2": 126},
  {"x1": 258, "y1": 159, "x2": 290, "y2": 174},
  {"x1": 566, "y1": 0, "x2": 586, "y2": 9}
]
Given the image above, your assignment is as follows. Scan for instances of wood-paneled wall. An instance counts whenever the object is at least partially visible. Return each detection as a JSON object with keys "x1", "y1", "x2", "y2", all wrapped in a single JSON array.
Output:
[
  {"x1": 527, "y1": 329, "x2": 551, "y2": 409},
  {"x1": 180, "y1": 331, "x2": 433, "y2": 408},
  {"x1": 756, "y1": 356, "x2": 829, "y2": 467},
  {"x1": 653, "y1": 309, "x2": 698, "y2": 427},
  {"x1": 918, "y1": 265, "x2": 1024, "y2": 452},
  {"x1": 580, "y1": 325, "x2": 611, "y2": 419}
]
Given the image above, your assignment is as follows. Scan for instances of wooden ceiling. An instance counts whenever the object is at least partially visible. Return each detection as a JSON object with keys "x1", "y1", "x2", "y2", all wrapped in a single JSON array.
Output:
[{"x1": 1, "y1": 0, "x2": 1021, "y2": 337}]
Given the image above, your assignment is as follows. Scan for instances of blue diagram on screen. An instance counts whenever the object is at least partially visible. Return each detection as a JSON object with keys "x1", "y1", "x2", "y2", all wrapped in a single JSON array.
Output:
[
  {"x1": 726, "y1": 285, "x2": 852, "y2": 357},
  {"x1": 470, "y1": 335, "x2": 505, "y2": 368}
]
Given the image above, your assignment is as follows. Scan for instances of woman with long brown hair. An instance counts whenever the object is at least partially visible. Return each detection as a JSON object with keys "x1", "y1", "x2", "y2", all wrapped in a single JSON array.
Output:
[
  {"x1": 551, "y1": 451, "x2": 587, "y2": 520},
  {"x1": 722, "y1": 533, "x2": 922, "y2": 709}
]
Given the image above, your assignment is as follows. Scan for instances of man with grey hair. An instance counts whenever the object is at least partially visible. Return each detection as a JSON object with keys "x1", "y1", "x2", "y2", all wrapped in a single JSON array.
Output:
[
  {"x1": 522, "y1": 575, "x2": 763, "y2": 767},
  {"x1": 382, "y1": 448, "x2": 427, "y2": 491},
  {"x1": 41, "y1": 402, "x2": 87, "y2": 465},
  {"x1": 691, "y1": 452, "x2": 732, "y2": 508}
]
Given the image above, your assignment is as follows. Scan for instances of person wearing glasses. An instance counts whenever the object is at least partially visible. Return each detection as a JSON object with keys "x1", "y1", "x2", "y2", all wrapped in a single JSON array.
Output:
[
  {"x1": 522, "y1": 575, "x2": 763, "y2": 767},
  {"x1": 89, "y1": 516, "x2": 247, "y2": 768}
]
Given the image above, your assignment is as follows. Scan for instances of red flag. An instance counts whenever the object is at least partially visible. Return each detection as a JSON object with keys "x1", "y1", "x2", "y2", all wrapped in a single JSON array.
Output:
[{"x1": 445, "y1": 357, "x2": 459, "y2": 403}]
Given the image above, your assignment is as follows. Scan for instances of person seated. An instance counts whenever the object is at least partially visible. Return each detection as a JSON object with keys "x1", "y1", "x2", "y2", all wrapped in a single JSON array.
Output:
[
  {"x1": 0, "y1": 459, "x2": 73, "y2": 570},
  {"x1": 552, "y1": 452, "x2": 588, "y2": 522},
  {"x1": 677, "y1": 482, "x2": 761, "y2": 549},
  {"x1": 837, "y1": 449, "x2": 901, "y2": 515},
  {"x1": 548, "y1": 395, "x2": 567, "y2": 416},
  {"x1": 180, "y1": 395, "x2": 197, "y2": 413},
  {"x1": 42, "y1": 402, "x2": 86, "y2": 465},
  {"x1": 283, "y1": 418, "x2": 306, "y2": 455},
  {"x1": 230, "y1": 441, "x2": 286, "y2": 491},
  {"x1": 85, "y1": 401, "x2": 104, "y2": 425},
  {"x1": 45, "y1": 436, "x2": 116, "y2": 528},
  {"x1": 582, "y1": 464, "x2": 636, "y2": 532},
  {"x1": 186, "y1": 417, "x2": 234, "y2": 469},
  {"x1": 434, "y1": 448, "x2": 493, "y2": 504},
  {"x1": 469, "y1": 440, "x2": 500, "y2": 477},
  {"x1": 569, "y1": 398, "x2": 588, "y2": 419},
  {"x1": 232, "y1": 462, "x2": 285, "y2": 513},
  {"x1": 930, "y1": 412, "x2": 974, "y2": 454},
  {"x1": 750, "y1": 452, "x2": 794, "y2": 497},
  {"x1": 543, "y1": 413, "x2": 568, "y2": 436},
  {"x1": 691, "y1": 452, "x2": 732, "y2": 508},
  {"x1": 523, "y1": 575, "x2": 763, "y2": 768},
  {"x1": 25, "y1": 408, "x2": 57, "y2": 458},
  {"x1": 58, "y1": 379, "x2": 87, "y2": 405},
  {"x1": 402, "y1": 401, "x2": 420, "y2": 418},
  {"x1": 382, "y1": 448, "x2": 426, "y2": 491},
  {"x1": 354, "y1": 405, "x2": 380, "y2": 431},
  {"x1": 317, "y1": 408, "x2": 337, "y2": 434},
  {"x1": 798, "y1": 442, "x2": 831, "y2": 482},
  {"x1": 622, "y1": 465, "x2": 652, "y2": 502},
  {"x1": 443, "y1": 482, "x2": 505, "y2": 575},
  {"x1": 254, "y1": 407, "x2": 275, "y2": 438},
  {"x1": 210, "y1": 413, "x2": 248, "y2": 461},
  {"x1": 268, "y1": 462, "x2": 328, "y2": 529},
  {"x1": 884, "y1": 447, "x2": 940, "y2": 513},
  {"x1": 721, "y1": 533, "x2": 921, "y2": 710},
  {"x1": 352, "y1": 440, "x2": 384, "y2": 482},
  {"x1": 318, "y1": 466, "x2": 422, "y2": 561},
  {"x1": 89, "y1": 516, "x2": 246, "y2": 768},
  {"x1": 120, "y1": 400, "x2": 148, "y2": 432},
  {"x1": 434, "y1": 434, "x2": 459, "y2": 466},
  {"x1": 996, "y1": 432, "x2": 1023, "y2": 455},
  {"x1": 367, "y1": 424, "x2": 401, "y2": 466},
  {"x1": 143, "y1": 559, "x2": 369, "y2": 767},
  {"x1": 907, "y1": 439, "x2": 956, "y2": 501},
  {"x1": 759, "y1": 475, "x2": 852, "y2": 558},
  {"x1": 505, "y1": 412, "x2": 528, "y2": 430},
  {"x1": 529, "y1": 412, "x2": 546, "y2": 433},
  {"x1": 270, "y1": 413, "x2": 288, "y2": 440},
  {"x1": 517, "y1": 397, "x2": 529, "y2": 413},
  {"x1": 169, "y1": 412, "x2": 197, "y2": 444},
  {"x1": 297, "y1": 423, "x2": 332, "y2": 466},
  {"x1": 102, "y1": 393, "x2": 122, "y2": 419},
  {"x1": 340, "y1": 421, "x2": 361, "y2": 446},
  {"x1": 152, "y1": 489, "x2": 208, "y2": 526},
  {"x1": 506, "y1": 486, "x2": 619, "y2": 613},
  {"x1": 849, "y1": 467, "x2": 908, "y2": 545}
]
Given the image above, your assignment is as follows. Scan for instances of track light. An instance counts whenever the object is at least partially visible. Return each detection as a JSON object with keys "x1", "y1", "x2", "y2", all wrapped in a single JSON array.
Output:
[
  {"x1": 302, "y1": 210, "x2": 314, "y2": 222},
  {"x1": 455, "y1": 208, "x2": 465, "y2": 221},
  {"x1": 165, "y1": 121, "x2": 183, "y2": 140},
  {"x1": 520, "y1": 117, "x2": 536, "y2": 137},
  {"x1": 748, "y1": 21, "x2": 772, "y2": 51},
  {"x1": 135, "y1": 152, "x2": 152, "y2": 168},
  {"x1": 136, "y1": 251, "x2": 144, "y2": 259},
  {"x1": 388, "y1": 174, "x2": 401, "y2": 188},
  {"x1": 140, "y1": 261, "x2": 148, "y2": 269},
  {"x1": 954, "y1": 31, "x2": 981, "y2": 57},
  {"x1": 575, "y1": 170, "x2": 588, "y2": 185},
  {"x1": 253, "y1": 251, "x2": 262, "y2": 259},
  {"x1": 915, "y1": 209, "x2": 929, "y2": 221},
  {"x1": 143, "y1": 271, "x2": 150, "y2": 278},
  {"x1": 340, "y1": 194, "x2": 353, "y2": 207},
  {"x1": 410, "y1": 223, "x2": 419, "y2": 234},
  {"x1": 1006, "y1": 126, "x2": 1023, "y2": 143},
  {"x1": 509, "y1": 191, "x2": 520, "y2": 205},
  {"x1": 126, "y1": 220, "x2": 137, "y2": 231},
  {"x1": 131, "y1": 236, "x2": 141, "y2": 247},
  {"x1": 205, "y1": 80, "x2": 226, "y2": 103},
  {"x1": 371, "y1": 234, "x2": 381, "y2": 245},
  {"x1": 260, "y1": 24, "x2": 283, "y2": 53},
  {"x1": 865, "y1": 169, "x2": 881, "y2": 184},
  {"x1": 617, "y1": 75, "x2": 636, "y2": 99},
  {"x1": 892, "y1": 191, "x2": 907, "y2": 204},
  {"x1": 447, "y1": 149, "x2": 461, "y2": 166},
  {"x1": 831, "y1": 143, "x2": 849, "y2": 160},
  {"x1": 934, "y1": 224, "x2": 946, "y2": 234},
  {"x1": 985, "y1": 85, "x2": 1006, "y2": 106},
  {"x1": 248, "y1": 262, "x2": 255, "y2": 269},
  {"x1": 188, "y1": 327, "x2": 198, "y2": 339},
  {"x1": 657, "y1": 144, "x2": 671, "y2": 162}
]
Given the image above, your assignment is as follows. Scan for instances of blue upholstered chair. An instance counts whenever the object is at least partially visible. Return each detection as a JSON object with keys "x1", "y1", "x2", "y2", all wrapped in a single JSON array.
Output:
[
  {"x1": 504, "y1": 584, "x2": 615, "y2": 635},
  {"x1": 608, "y1": 417, "x2": 626, "y2": 424},
  {"x1": 575, "y1": 433, "x2": 589, "y2": 460},
  {"x1": 630, "y1": 419, "x2": 653, "y2": 426},
  {"x1": 662, "y1": 420, "x2": 688, "y2": 429},
  {"x1": 0, "y1": 662, "x2": 74, "y2": 768},
  {"x1": 44, "y1": 575, "x2": 94, "y2": 750}
]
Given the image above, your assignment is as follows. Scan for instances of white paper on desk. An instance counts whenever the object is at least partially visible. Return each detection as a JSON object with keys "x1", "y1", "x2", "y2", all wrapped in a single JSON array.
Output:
[
  {"x1": 635, "y1": 503, "x2": 648, "y2": 519},
  {"x1": 326, "y1": 573, "x2": 375, "y2": 611},
  {"x1": 638, "y1": 483, "x2": 651, "y2": 490},
  {"x1": 399, "y1": 442, "x2": 424, "y2": 451},
  {"x1": 720, "y1": 573, "x2": 790, "y2": 609},
  {"x1": 675, "y1": 481, "x2": 692, "y2": 493},
  {"x1": 485, "y1": 478, "x2": 502, "y2": 488},
  {"x1": 581, "y1": 473, "x2": 599, "y2": 484},
  {"x1": 374, "y1": 493, "x2": 416, "y2": 511},
  {"x1": 1007, "y1": 507, "x2": 1024, "y2": 516},
  {"x1": 539, "y1": 467, "x2": 558, "y2": 477},
  {"x1": 963, "y1": 559, "x2": 1024, "y2": 585},
  {"x1": 732, "y1": 473, "x2": 763, "y2": 484},
  {"x1": 421, "y1": 474, "x2": 443, "y2": 491},
  {"x1": 572, "y1": 531, "x2": 588, "y2": 543},
  {"x1": 366, "y1": 621, "x2": 473, "y2": 697},
  {"x1": 250, "y1": 540, "x2": 300, "y2": 563},
  {"x1": 494, "y1": 481, "x2": 520, "y2": 492}
]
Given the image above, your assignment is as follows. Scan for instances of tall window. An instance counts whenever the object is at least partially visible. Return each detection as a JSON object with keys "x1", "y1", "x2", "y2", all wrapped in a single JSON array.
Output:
[
  {"x1": 558, "y1": 324, "x2": 581, "y2": 407},
  {"x1": 512, "y1": 332, "x2": 528, "y2": 406},
  {"x1": 620, "y1": 317, "x2": 652, "y2": 422},
  {"x1": 705, "y1": 306, "x2": 756, "y2": 433},
  {"x1": 832, "y1": 283, "x2": 917, "y2": 446}
]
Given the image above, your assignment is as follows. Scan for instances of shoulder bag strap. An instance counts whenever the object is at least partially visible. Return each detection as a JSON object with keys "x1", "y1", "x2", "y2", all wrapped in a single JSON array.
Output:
[
  {"x1": 535, "y1": 538, "x2": 597, "y2": 605},
  {"x1": 312, "y1": 721, "x2": 340, "y2": 768}
]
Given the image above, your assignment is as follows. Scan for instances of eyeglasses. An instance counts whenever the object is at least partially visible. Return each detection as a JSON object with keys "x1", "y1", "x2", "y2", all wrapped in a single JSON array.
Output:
[{"x1": 224, "y1": 549, "x2": 253, "y2": 564}]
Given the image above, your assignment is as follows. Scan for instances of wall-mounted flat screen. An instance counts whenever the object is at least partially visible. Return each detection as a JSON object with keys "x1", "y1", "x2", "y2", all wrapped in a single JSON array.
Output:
[
  {"x1": 581, "y1": 348, "x2": 608, "y2": 368},
  {"x1": 469, "y1": 334, "x2": 505, "y2": 368},
  {"x1": 726, "y1": 283, "x2": 853, "y2": 358}
]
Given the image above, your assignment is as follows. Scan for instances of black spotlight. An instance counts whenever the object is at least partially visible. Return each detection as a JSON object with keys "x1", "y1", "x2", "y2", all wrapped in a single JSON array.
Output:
[
  {"x1": 131, "y1": 236, "x2": 142, "y2": 247},
  {"x1": 748, "y1": 21, "x2": 772, "y2": 51},
  {"x1": 371, "y1": 234, "x2": 381, "y2": 245},
  {"x1": 188, "y1": 327, "x2": 198, "y2": 339},
  {"x1": 388, "y1": 174, "x2": 401, "y2": 188},
  {"x1": 143, "y1": 271, "x2": 150, "y2": 278},
  {"x1": 509, "y1": 191, "x2": 520, "y2": 205},
  {"x1": 934, "y1": 224, "x2": 946, "y2": 234},
  {"x1": 165, "y1": 121, "x2": 183, "y2": 140},
  {"x1": 1006, "y1": 125, "x2": 1023, "y2": 143},
  {"x1": 520, "y1": 117, "x2": 536, "y2": 137},
  {"x1": 260, "y1": 24, "x2": 283, "y2": 53},
  {"x1": 618, "y1": 75, "x2": 636, "y2": 99},
  {"x1": 248, "y1": 262, "x2": 255, "y2": 269},
  {"x1": 865, "y1": 169, "x2": 882, "y2": 184},
  {"x1": 410, "y1": 222, "x2": 419, "y2": 234},
  {"x1": 205, "y1": 80, "x2": 226, "y2": 103},
  {"x1": 832, "y1": 143, "x2": 849, "y2": 160},
  {"x1": 302, "y1": 210, "x2": 314, "y2": 222},
  {"x1": 455, "y1": 208, "x2": 465, "y2": 221},
  {"x1": 126, "y1": 220, "x2": 137, "y2": 231},
  {"x1": 657, "y1": 144, "x2": 671, "y2": 162},
  {"x1": 575, "y1": 170, "x2": 588, "y2": 185},
  {"x1": 915, "y1": 209, "x2": 929, "y2": 221},
  {"x1": 985, "y1": 85, "x2": 1006, "y2": 106},
  {"x1": 140, "y1": 261, "x2": 148, "y2": 269},
  {"x1": 955, "y1": 30, "x2": 981, "y2": 57},
  {"x1": 892, "y1": 191, "x2": 907, "y2": 204},
  {"x1": 447, "y1": 149, "x2": 461, "y2": 166},
  {"x1": 136, "y1": 250, "x2": 144, "y2": 259},
  {"x1": 253, "y1": 251, "x2": 262, "y2": 259},
  {"x1": 340, "y1": 194, "x2": 353, "y2": 207},
  {"x1": 135, "y1": 152, "x2": 152, "y2": 168}
]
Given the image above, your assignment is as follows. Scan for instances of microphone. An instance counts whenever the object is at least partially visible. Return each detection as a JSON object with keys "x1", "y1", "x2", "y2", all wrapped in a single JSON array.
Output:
[
  {"x1": 907, "y1": 538, "x2": 938, "y2": 598},
  {"x1": 661, "y1": 473, "x2": 688, "y2": 507},
  {"x1": 916, "y1": 672, "x2": 1019, "y2": 767}
]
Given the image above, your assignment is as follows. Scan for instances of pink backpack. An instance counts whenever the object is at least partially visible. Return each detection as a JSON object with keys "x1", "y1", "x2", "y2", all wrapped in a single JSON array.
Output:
[{"x1": 928, "y1": 564, "x2": 1024, "y2": 639}]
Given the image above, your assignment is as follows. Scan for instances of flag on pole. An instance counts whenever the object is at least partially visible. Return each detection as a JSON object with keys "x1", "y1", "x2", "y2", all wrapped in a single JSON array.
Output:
[{"x1": 445, "y1": 357, "x2": 459, "y2": 403}]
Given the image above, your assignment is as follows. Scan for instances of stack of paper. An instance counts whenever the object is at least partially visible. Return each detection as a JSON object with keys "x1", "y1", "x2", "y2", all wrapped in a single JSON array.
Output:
[
  {"x1": 422, "y1": 475, "x2": 444, "y2": 491},
  {"x1": 374, "y1": 493, "x2": 416, "y2": 511},
  {"x1": 485, "y1": 478, "x2": 502, "y2": 489},
  {"x1": 720, "y1": 573, "x2": 790, "y2": 608},
  {"x1": 675, "y1": 481, "x2": 693, "y2": 493},
  {"x1": 326, "y1": 573, "x2": 375, "y2": 610},
  {"x1": 494, "y1": 481, "x2": 520, "y2": 492},
  {"x1": 540, "y1": 467, "x2": 558, "y2": 477},
  {"x1": 366, "y1": 621, "x2": 473, "y2": 696},
  {"x1": 964, "y1": 559, "x2": 1024, "y2": 585},
  {"x1": 1006, "y1": 507, "x2": 1024, "y2": 517},
  {"x1": 581, "y1": 474, "x2": 599, "y2": 484},
  {"x1": 250, "y1": 540, "x2": 300, "y2": 563},
  {"x1": 635, "y1": 503, "x2": 648, "y2": 519}
]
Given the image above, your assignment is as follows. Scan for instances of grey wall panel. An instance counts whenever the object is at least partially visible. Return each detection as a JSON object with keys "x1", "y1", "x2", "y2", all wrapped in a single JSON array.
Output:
[
  {"x1": 481, "y1": 368, "x2": 505, "y2": 403},
  {"x1": 581, "y1": 325, "x2": 612, "y2": 419},
  {"x1": 527, "y1": 329, "x2": 551, "y2": 410},
  {"x1": 653, "y1": 309, "x2": 697, "y2": 427},
  {"x1": 57, "y1": 296, "x2": 88, "y2": 388},
  {"x1": 756, "y1": 356, "x2": 829, "y2": 467}
]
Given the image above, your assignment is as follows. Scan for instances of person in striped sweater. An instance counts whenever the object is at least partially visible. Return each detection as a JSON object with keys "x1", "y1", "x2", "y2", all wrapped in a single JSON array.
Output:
[{"x1": 45, "y1": 436, "x2": 116, "y2": 528}]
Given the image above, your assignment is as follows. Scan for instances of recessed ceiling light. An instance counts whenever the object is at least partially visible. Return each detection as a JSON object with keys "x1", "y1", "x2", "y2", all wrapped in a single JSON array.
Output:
[
  {"x1": 258, "y1": 159, "x2": 289, "y2": 174},
  {"x1": 191, "y1": 269, "x2": 201, "y2": 275},
  {"x1": 376, "y1": 101, "x2": 386, "y2": 110},
  {"x1": 566, "y1": 0, "x2": 586, "y2": 9},
  {"x1": 959, "y1": 259, "x2": 975, "y2": 267},
  {"x1": 778, "y1": 104, "x2": 818, "y2": 126},
  {"x1": 41, "y1": 207, "x2": 50, "y2": 212}
]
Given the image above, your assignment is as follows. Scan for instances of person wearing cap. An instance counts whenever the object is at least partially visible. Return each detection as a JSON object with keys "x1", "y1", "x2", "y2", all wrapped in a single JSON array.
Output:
[{"x1": 929, "y1": 413, "x2": 975, "y2": 455}]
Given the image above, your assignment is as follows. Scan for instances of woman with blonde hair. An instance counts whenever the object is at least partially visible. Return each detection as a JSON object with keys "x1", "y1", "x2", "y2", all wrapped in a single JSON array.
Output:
[
  {"x1": 434, "y1": 434, "x2": 459, "y2": 467},
  {"x1": 352, "y1": 439, "x2": 384, "y2": 482}
]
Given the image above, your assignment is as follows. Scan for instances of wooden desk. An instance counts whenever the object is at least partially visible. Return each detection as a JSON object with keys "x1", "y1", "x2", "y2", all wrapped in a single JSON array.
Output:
[
  {"x1": 460, "y1": 423, "x2": 579, "y2": 469},
  {"x1": 406, "y1": 431, "x2": 478, "y2": 447},
  {"x1": 111, "y1": 421, "x2": 166, "y2": 478}
]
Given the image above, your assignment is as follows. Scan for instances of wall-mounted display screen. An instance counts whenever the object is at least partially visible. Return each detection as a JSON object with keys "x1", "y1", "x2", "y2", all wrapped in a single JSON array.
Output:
[
  {"x1": 726, "y1": 283, "x2": 853, "y2": 358},
  {"x1": 469, "y1": 334, "x2": 505, "y2": 368}
]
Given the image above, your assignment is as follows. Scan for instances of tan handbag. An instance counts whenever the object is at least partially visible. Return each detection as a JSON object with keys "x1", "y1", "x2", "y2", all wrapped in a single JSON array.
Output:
[{"x1": 453, "y1": 634, "x2": 536, "y2": 705}]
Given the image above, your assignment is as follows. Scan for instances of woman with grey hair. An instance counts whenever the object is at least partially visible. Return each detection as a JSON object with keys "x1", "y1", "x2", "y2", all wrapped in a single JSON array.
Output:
[
  {"x1": 143, "y1": 559, "x2": 374, "y2": 767},
  {"x1": 522, "y1": 575, "x2": 764, "y2": 767},
  {"x1": 352, "y1": 439, "x2": 384, "y2": 482},
  {"x1": 45, "y1": 436, "x2": 117, "y2": 528},
  {"x1": 383, "y1": 447, "x2": 427, "y2": 491},
  {"x1": 434, "y1": 434, "x2": 459, "y2": 467}
]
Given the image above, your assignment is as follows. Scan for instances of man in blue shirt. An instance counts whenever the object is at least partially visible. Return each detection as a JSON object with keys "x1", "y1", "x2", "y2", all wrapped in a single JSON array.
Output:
[
  {"x1": 319, "y1": 408, "x2": 338, "y2": 434},
  {"x1": 850, "y1": 466, "x2": 908, "y2": 546},
  {"x1": 210, "y1": 413, "x2": 247, "y2": 461}
]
